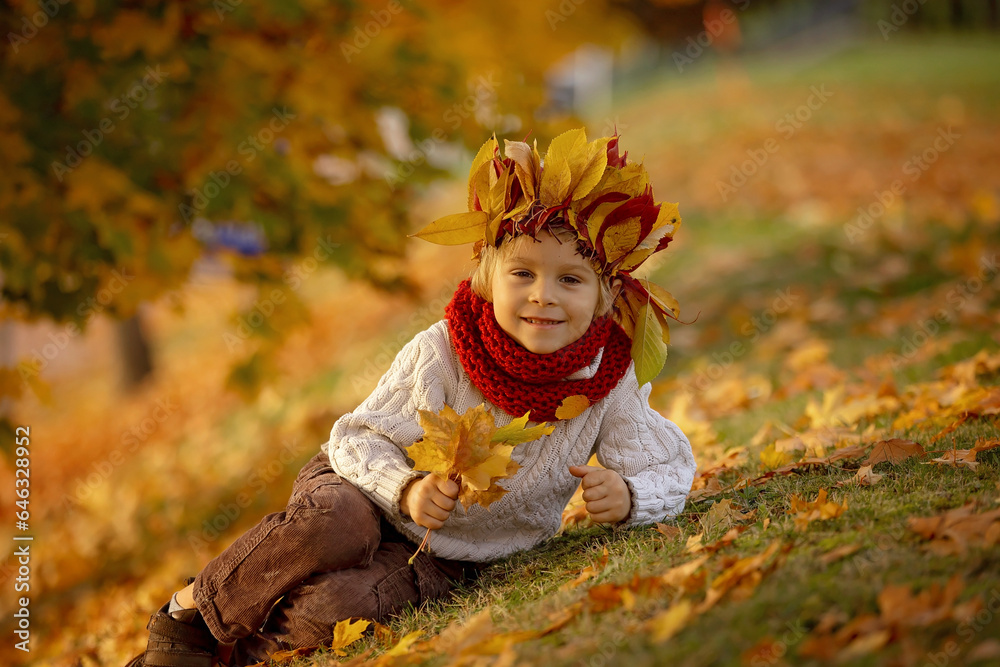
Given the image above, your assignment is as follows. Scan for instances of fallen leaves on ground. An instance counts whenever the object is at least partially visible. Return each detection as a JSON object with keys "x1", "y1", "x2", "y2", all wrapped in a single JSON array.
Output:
[
  {"x1": 849, "y1": 465, "x2": 883, "y2": 486},
  {"x1": 646, "y1": 599, "x2": 693, "y2": 643},
  {"x1": 697, "y1": 541, "x2": 788, "y2": 613},
  {"x1": 759, "y1": 443, "x2": 792, "y2": 470},
  {"x1": 925, "y1": 448, "x2": 980, "y2": 469},
  {"x1": 907, "y1": 504, "x2": 1000, "y2": 556},
  {"x1": 863, "y1": 438, "x2": 925, "y2": 466},
  {"x1": 701, "y1": 498, "x2": 756, "y2": 533},
  {"x1": 654, "y1": 522, "x2": 682, "y2": 539},
  {"x1": 788, "y1": 488, "x2": 848, "y2": 532},
  {"x1": 377, "y1": 605, "x2": 582, "y2": 666},
  {"x1": 799, "y1": 576, "x2": 982, "y2": 662},
  {"x1": 561, "y1": 547, "x2": 609, "y2": 590},
  {"x1": 818, "y1": 543, "x2": 861, "y2": 565},
  {"x1": 249, "y1": 618, "x2": 371, "y2": 665}
]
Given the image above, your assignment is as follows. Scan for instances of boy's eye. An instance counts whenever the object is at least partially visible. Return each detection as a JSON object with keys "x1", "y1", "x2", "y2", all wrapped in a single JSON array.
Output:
[
  {"x1": 561, "y1": 276, "x2": 582, "y2": 284},
  {"x1": 512, "y1": 270, "x2": 532, "y2": 278}
]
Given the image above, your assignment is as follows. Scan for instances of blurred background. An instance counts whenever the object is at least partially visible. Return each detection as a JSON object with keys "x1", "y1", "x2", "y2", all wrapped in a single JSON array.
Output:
[{"x1": 1, "y1": 0, "x2": 999, "y2": 664}]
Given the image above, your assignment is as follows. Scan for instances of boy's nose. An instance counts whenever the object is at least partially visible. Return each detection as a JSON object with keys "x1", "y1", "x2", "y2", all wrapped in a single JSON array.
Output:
[{"x1": 530, "y1": 280, "x2": 557, "y2": 306}]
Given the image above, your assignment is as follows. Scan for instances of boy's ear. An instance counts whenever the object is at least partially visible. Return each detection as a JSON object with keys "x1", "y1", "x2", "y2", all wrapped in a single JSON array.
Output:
[{"x1": 610, "y1": 277, "x2": 624, "y2": 301}]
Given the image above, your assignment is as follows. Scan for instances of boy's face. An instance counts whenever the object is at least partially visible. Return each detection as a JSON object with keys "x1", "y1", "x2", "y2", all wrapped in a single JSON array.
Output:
[{"x1": 491, "y1": 232, "x2": 601, "y2": 355}]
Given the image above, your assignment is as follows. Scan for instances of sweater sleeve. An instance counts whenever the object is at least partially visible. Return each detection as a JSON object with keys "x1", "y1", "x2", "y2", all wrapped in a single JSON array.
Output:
[
  {"x1": 324, "y1": 323, "x2": 454, "y2": 524},
  {"x1": 594, "y1": 366, "x2": 697, "y2": 527}
]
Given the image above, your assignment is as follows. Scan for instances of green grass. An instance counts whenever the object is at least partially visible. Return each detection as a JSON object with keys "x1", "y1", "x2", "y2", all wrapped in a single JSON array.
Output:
[{"x1": 269, "y1": 420, "x2": 999, "y2": 667}]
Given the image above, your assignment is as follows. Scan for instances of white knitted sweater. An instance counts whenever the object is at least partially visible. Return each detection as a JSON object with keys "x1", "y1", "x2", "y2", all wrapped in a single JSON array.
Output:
[{"x1": 323, "y1": 320, "x2": 696, "y2": 563}]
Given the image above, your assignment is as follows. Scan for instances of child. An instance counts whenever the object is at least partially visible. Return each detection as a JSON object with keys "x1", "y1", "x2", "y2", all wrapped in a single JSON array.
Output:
[{"x1": 128, "y1": 129, "x2": 697, "y2": 667}]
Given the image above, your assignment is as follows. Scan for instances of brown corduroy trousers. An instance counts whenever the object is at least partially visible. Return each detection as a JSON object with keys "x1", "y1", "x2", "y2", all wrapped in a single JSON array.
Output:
[{"x1": 190, "y1": 452, "x2": 479, "y2": 665}]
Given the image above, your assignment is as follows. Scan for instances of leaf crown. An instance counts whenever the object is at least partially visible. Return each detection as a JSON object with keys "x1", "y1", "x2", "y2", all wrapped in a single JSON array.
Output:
[{"x1": 414, "y1": 128, "x2": 683, "y2": 384}]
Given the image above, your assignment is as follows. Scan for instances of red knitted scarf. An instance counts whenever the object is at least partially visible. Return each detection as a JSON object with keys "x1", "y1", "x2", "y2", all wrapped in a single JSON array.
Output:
[{"x1": 445, "y1": 280, "x2": 632, "y2": 422}]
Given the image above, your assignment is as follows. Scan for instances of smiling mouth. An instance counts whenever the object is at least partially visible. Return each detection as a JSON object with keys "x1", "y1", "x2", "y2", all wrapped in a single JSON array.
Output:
[{"x1": 522, "y1": 317, "x2": 563, "y2": 325}]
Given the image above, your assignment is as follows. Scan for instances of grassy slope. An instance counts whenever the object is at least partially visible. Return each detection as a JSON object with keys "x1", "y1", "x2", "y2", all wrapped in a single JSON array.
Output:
[{"x1": 282, "y1": 36, "x2": 1000, "y2": 667}]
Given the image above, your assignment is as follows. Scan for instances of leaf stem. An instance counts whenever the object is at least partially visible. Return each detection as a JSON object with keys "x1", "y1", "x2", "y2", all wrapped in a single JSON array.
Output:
[{"x1": 408, "y1": 528, "x2": 431, "y2": 565}]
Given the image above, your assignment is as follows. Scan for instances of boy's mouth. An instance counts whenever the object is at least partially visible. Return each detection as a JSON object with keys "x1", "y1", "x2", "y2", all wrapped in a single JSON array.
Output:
[{"x1": 522, "y1": 317, "x2": 563, "y2": 326}]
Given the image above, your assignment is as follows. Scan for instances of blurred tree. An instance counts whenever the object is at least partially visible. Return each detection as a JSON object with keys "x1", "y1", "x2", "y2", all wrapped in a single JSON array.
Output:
[{"x1": 0, "y1": 0, "x2": 635, "y2": 413}]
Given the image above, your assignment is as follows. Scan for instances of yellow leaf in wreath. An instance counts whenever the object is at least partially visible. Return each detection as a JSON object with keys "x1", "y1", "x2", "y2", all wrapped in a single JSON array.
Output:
[
  {"x1": 640, "y1": 279, "x2": 681, "y2": 319},
  {"x1": 504, "y1": 139, "x2": 539, "y2": 200},
  {"x1": 602, "y1": 219, "x2": 643, "y2": 264},
  {"x1": 540, "y1": 154, "x2": 572, "y2": 207},
  {"x1": 585, "y1": 200, "x2": 626, "y2": 247},
  {"x1": 411, "y1": 211, "x2": 488, "y2": 245},
  {"x1": 631, "y1": 302, "x2": 668, "y2": 386},
  {"x1": 569, "y1": 137, "x2": 610, "y2": 202},
  {"x1": 468, "y1": 137, "x2": 498, "y2": 211}
]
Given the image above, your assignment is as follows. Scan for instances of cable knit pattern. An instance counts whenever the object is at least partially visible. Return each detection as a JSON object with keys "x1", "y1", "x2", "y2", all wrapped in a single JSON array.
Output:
[{"x1": 324, "y1": 320, "x2": 696, "y2": 563}]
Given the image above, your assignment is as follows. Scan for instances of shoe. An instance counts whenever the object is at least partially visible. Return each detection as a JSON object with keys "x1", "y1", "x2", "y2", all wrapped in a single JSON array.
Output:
[{"x1": 124, "y1": 602, "x2": 218, "y2": 667}]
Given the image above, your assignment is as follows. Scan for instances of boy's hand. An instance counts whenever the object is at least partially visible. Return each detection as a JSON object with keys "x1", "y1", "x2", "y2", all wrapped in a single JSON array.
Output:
[
  {"x1": 568, "y1": 465, "x2": 631, "y2": 524},
  {"x1": 400, "y1": 473, "x2": 459, "y2": 530}
]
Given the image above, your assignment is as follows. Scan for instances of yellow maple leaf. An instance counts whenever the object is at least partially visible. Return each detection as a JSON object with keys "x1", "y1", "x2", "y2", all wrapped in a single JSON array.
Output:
[
  {"x1": 409, "y1": 404, "x2": 511, "y2": 494},
  {"x1": 788, "y1": 488, "x2": 848, "y2": 531},
  {"x1": 385, "y1": 630, "x2": 423, "y2": 657},
  {"x1": 760, "y1": 443, "x2": 792, "y2": 470},
  {"x1": 330, "y1": 617, "x2": 370, "y2": 656}
]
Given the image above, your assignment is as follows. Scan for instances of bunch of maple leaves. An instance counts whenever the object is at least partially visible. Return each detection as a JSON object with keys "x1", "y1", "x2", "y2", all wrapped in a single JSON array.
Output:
[{"x1": 404, "y1": 403, "x2": 554, "y2": 561}]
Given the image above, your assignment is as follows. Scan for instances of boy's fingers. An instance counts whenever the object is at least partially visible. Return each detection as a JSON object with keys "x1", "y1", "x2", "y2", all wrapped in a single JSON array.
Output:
[
  {"x1": 582, "y1": 485, "x2": 608, "y2": 502},
  {"x1": 434, "y1": 493, "x2": 457, "y2": 512},
  {"x1": 586, "y1": 497, "x2": 616, "y2": 515},
  {"x1": 569, "y1": 464, "x2": 596, "y2": 477},
  {"x1": 440, "y1": 478, "x2": 460, "y2": 499},
  {"x1": 419, "y1": 515, "x2": 445, "y2": 530}
]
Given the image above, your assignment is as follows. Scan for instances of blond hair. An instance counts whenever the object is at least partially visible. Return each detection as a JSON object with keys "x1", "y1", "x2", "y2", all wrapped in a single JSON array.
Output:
[{"x1": 470, "y1": 229, "x2": 616, "y2": 317}]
